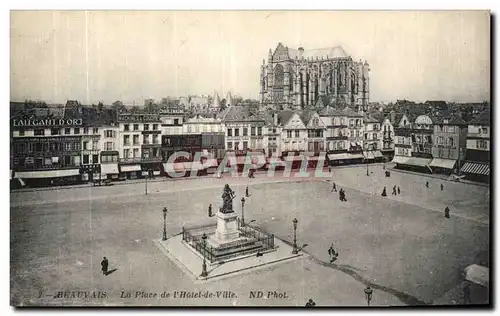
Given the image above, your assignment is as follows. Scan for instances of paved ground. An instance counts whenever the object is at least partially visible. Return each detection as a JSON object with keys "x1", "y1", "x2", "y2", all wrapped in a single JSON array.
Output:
[{"x1": 10, "y1": 166, "x2": 490, "y2": 306}]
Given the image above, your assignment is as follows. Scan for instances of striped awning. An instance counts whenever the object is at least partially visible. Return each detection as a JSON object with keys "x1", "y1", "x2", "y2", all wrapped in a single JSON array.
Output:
[
  {"x1": 363, "y1": 151, "x2": 375, "y2": 160},
  {"x1": 328, "y1": 153, "x2": 351, "y2": 160},
  {"x1": 405, "y1": 157, "x2": 432, "y2": 167},
  {"x1": 429, "y1": 158, "x2": 456, "y2": 170},
  {"x1": 460, "y1": 162, "x2": 490, "y2": 175},
  {"x1": 392, "y1": 156, "x2": 409, "y2": 164}
]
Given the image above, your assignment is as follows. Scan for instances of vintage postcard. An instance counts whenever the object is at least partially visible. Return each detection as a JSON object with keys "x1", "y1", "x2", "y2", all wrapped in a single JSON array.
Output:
[{"x1": 10, "y1": 10, "x2": 490, "y2": 307}]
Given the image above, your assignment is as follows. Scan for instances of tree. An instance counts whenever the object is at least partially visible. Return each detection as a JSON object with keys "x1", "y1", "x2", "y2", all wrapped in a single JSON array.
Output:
[
  {"x1": 97, "y1": 102, "x2": 104, "y2": 112},
  {"x1": 111, "y1": 101, "x2": 126, "y2": 113}
]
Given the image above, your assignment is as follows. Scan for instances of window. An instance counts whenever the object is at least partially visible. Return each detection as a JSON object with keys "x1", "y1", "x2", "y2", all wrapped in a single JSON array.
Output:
[
  {"x1": 234, "y1": 128, "x2": 240, "y2": 137},
  {"x1": 92, "y1": 128, "x2": 98, "y2": 134},
  {"x1": 153, "y1": 124, "x2": 158, "y2": 131},
  {"x1": 133, "y1": 149, "x2": 139, "y2": 158},
  {"x1": 64, "y1": 128, "x2": 70, "y2": 135},
  {"x1": 92, "y1": 141, "x2": 98, "y2": 150},
  {"x1": 34, "y1": 129, "x2": 44, "y2": 136},
  {"x1": 187, "y1": 125, "x2": 192, "y2": 133},
  {"x1": 18, "y1": 129, "x2": 25, "y2": 136},
  {"x1": 258, "y1": 127, "x2": 262, "y2": 136},
  {"x1": 287, "y1": 130, "x2": 292, "y2": 138},
  {"x1": 64, "y1": 142, "x2": 72, "y2": 151},
  {"x1": 243, "y1": 127, "x2": 248, "y2": 136},
  {"x1": 251, "y1": 127, "x2": 256, "y2": 136},
  {"x1": 133, "y1": 135, "x2": 139, "y2": 145},
  {"x1": 243, "y1": 141, "x2": 248, "y2": 150},
  {"x1": 227, "y1": 128, "x2": 233, "y2": 137},
  {"x1": 72, "y1": 128, "x2": 79, "y2": 135},
  {"x1": 174, "y1": 119, "x2": 179, "y2": 125},
  {"x1": 124, "y1": 124, "x2": 130, "y2": 131},
  {"x1": 272, "y1": 128, "x2": 276, "y2": 134},
  {"x1": 133, "y1": 124, "x2": 139, "y2": 131},
  {"x1": 82, "y1": 127, "x2": 88, "y2": 134},
  {"x1": 481, "y1": 127, "x2": 488, "y2": 134},
  {"x1": 227, "y1": 142, "x2": 233, "y2": 150},
  {"x1": 124, "y1": 149, "x2": 130, "y2": 158},
  {"x1": 295, "y1": 130, "x2": 300, "y2": 138},
  {"x1": 234, "y1": 142, "x2": 240, "y2": 150},
  {"x1": 123, "y1": 135, "x2": 130, "y2": 146},
  {"x1": 83, "y1": 141, "x2": 89, "y2": 150},
  {"x1": 143, "y1": 135, "x2": 149, "y2": 144},
  {"x1": 105, "y1": 142, "x2": 114, "y2": 151},
  {"x1": 448, "y1": 137, "x2": 454, "y2": 147},
  {"x1": 83, "y1": 155, "x2": 89, "y2": 164},
  {"x1": 144, "y1": 124, "x2": 149, "y2": 131},
  {"x1": 92, "y1": 154, "x2": 98, "y2": 163},
  {"x1": 105, "y1": 130, "x2": 114, "y2": 138},
  {"x1": 152, "y1": 134, "x2": 159, "y2": 144}
]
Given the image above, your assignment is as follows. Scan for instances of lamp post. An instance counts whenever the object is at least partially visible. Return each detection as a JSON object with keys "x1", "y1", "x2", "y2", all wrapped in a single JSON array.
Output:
[
  {"x1": 200, "y1": 233, "x2": 208, "y2": 278},
  {"x1": 366, "y1": 162, "x2": 369, "y2": 176},
  {"x1": 145, "y1": 169, "x2": 151, "y2": 195},
  {"x1": 162, "y1": 207, "x2": 167, "y2": 241},
  {"x1": 292, "y1": 218, "x2": 298, "y2": 254},
  {"x1": 364, "y1": 286, "x2": 373, "y2": 306},
  {"x1": 241, "y1": 197, "x2": 246, "y2": 227}
]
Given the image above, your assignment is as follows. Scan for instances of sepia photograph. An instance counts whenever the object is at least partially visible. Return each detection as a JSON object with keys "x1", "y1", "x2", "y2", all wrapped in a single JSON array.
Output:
[{"x1": 9, "y1": 10, "x2": 491, "y2": 307}]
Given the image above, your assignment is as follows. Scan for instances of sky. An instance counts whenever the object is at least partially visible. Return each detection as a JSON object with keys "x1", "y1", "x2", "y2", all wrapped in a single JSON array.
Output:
[{"x1": 10, "y1": 10, "x2": 490, "y2": 105}]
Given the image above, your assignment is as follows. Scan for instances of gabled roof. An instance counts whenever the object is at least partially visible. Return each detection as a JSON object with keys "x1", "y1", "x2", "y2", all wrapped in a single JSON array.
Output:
[
  {"x1": 299, "y1": 110, "x2": 317, "y2": 126},
  {"x1": 364, "y1": 114, "x2": 379, "y2": 123},
  {"x1": 319, "y1": 105, "x2": 342, "y2": 116},
  {"x1": 469, "y1": 110, "x2": 490, "y2": 126},
  {"x1": 276, "y1": 110, "x2": 296, "y2": 126},
  {"x1": 341, "y1": 106, "x2": 363, "y2": 117}
]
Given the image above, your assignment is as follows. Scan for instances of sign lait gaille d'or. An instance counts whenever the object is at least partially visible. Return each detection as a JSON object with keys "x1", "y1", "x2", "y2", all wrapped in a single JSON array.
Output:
[{"x1": 12, "y1": 117, "x2": 83, "y2": 127}]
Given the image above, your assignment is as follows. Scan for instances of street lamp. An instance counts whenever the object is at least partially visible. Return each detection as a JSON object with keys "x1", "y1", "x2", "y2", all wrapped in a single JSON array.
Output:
[
  {"x1": 366, "y1": 162, "x2": 369, "y2": 176},
  {"x1": 145, "y1": 169, "x2": 151, "y2": 195},
  {"x1": 364, "y1": 286, "x2": 373, "y2": 306},
  {"x1": 241, "y1": 197, "x2": 246, "y2": 227},
  {"x1": 292, "y1": 218, "x2": 298, "y2": 254},
  {"x1": 200, "y1": 233, "x2": 208, "y2": 278},
  {"x1": 162, "y1": 207, "x2": 168, "y2": 241}
]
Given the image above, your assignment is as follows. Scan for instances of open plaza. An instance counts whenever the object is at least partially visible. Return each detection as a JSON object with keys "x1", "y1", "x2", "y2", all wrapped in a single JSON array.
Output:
[{"x1": 10, "y1": 164, "x2": 489, "y2": 306}]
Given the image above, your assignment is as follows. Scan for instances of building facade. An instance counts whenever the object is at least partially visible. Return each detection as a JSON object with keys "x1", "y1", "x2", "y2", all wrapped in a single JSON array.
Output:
[
  {"x1": 429, "y1": 116, "x2": 468, "y2": 174},
  {"x1": 260, "y1": 43, "x2": 370, "y2": 111},
  {"x1": 460, "y1": 110, "x2": 490, "y2": 182}
]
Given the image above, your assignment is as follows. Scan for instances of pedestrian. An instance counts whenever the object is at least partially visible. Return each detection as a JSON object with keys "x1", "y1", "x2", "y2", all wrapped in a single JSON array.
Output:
[
  {"x1": 208, "y1": 204, "x2": 213, "y2": 217},
  {"x1": 463, "y1": 282, "x2": 471, "y2": 304},
  {"x1": 392, "y1": 185, "x2": 397, "y2": 195},
  {"x1": 397, "y1": 186, "x2": 401, "y2": 194},
  {"x1": 444, "y1": 206, "x2": 450, "y2": 219},
  {"x1": 381, "y1": 186, "x2": 387, "y2": 197},
  {"x1": 441, "y1": 183, "x2": 444, "y2": 191},
  {"x1": 338, "y1": 189, "x2": 343, "y2": 202},
  {"x1": 331, "y1": 182, "x2": 337, "y2": 192},
  {"x1": 101, "y1": 257, "x2": 109, "y2": 276},
  {"x1": 328, "y1": 243, "x2": 338, "y2": 262},
  {"x1": 245, "y1": 186, "x2": 249, "y2": 197},
  {"x1": 426, "y1": 181, "x2": 429, "y2": 188},
  {"x1": 305, "y1": 299, "x2": 316, "y2": 307}
]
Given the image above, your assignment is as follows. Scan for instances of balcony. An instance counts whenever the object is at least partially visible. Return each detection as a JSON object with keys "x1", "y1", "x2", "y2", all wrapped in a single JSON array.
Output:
[{"x1": 119, "y1": 157, "x2": 162, "y2": 163}]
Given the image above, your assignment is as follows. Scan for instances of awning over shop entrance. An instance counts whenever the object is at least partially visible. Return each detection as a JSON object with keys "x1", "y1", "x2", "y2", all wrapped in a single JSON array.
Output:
[
  {"x1": 328, "y1": 153, "x2": 351, "y2": 160},
  {"x1": 460, "y1": 162, "x2": 490, "y2": 175},
  {"x1": 363, "y1": 151, "x2": 375, "y2": 160},
  {"x1": 429, "y1": 158, "x2": 456, "y2": 170},
  {"x1": 391, "y1": 156, "x2": 409, "y2": 164},
  {"x1": 120, "y1": 165, "x2": 142, "y2": 172},
  {"x1": 101, "y1": 163, "x2": 119, "y2": 175},
  {"x1": 405, "y1": 157, "x2": 432, "y2": 167},
  {"x1": 373, "y1": 151, "x2": 384, "y2": 159},
  {"x1": 14, "y1": 169, "x2": 80, "y2": 179}
]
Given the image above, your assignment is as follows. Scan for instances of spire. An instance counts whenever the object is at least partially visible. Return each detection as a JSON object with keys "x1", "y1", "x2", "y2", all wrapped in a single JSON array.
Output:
[
  {"x1": 212, "y1": 91, "x2": 221, "y2": 108},
  {"x1": 226, "y1": 92, "x2": 234, "y2": 107}
]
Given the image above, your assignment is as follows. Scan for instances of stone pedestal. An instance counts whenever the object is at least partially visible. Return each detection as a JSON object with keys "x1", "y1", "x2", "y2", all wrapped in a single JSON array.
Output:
[{"x1": 214, "y1": 211, "x2": 240, "y2": 242}]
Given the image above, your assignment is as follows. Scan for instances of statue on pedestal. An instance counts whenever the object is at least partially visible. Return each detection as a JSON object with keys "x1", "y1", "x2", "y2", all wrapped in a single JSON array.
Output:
[{"x1": 220, "y1": 184, "x2": 236, "y2": 214}]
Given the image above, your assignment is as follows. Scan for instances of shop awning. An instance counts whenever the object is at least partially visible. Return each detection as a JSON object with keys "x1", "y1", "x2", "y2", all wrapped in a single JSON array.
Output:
[
  {"x1": 363, "y1": 151, "x2": 375, "y2": 160},
  {"x1": 350, "y1": 142, "x2": 356, "y2": 147},
  {"x1": 460, "y1": 162, "x2": 490, "y2": 175},
  {"x1": 101, "y1": 163, "x2": 119, "y2": 175},
  {"x1": 373, "y1": 151, "x2": 384, "y2": 158},
  {"x1": 328, "y1": 153, "x2": 351, "y2": 160},
  {"x1": 14, "y1": 169, "x2": 80, "y2": 179},
  {"x1": 405, "y1": 157, "x2": 432, "y2": 167},
  {"x1": 429, "y1": 158, "x2": 456, "y2": 170},
  {"x1": 163, "y1": 163, "x2": 186, "y2": 173},
  {"x1": 348, "y1": 154, "x2": 364, "y2": 159},
  {"x1": 392, "y1": 156, "x2": 409, "y2": 164},
  {"x1": 120, "y1": 165, "x2": 142, "y2": 172}
]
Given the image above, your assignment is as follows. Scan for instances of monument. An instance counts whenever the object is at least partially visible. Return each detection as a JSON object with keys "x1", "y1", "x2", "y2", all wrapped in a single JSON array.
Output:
[{"x1": 214, "y1": 184, "x2": 240, "y2": 242}]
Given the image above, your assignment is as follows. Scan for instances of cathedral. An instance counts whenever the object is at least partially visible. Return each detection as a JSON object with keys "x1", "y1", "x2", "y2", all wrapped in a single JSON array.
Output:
[{"x1": 260, "y1": 43, "x2": 370, "y2": 113}]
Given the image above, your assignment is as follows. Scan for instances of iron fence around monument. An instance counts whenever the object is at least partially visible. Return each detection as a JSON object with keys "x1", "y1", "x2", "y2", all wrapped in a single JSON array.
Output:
[{"x1": 182, "y1": 224, "x2": 275, "y2": 263}]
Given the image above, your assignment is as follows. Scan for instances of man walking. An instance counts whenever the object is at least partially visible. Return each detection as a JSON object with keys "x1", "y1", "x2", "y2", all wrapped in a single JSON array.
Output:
[
  {"x1": 441, "y1": 183, "x2": 444, "y2": 191},
  {"x1": 331, "y1": 182, "x2": 337, "y2": 192},
  {"x1": 101, "y1": 257, "x2": 109, "y2": 276},
  {"x1": 426, "y1": 181, "x2": 429, "y2": 188},
  {"x1": 392, "y1": 185, "x2": 397, "y2": 195},
  {"x1": 397, "y1": 186, "x2": 401, "y2": 194},
  {"x1": 328, "y1": 243, "x2": 338, "y2": 263},
  {"x1": 381, "y1": 186, "x2": 387, "y2": 197},
  {"x1": 208, "y1": 204, "x2": 213, "y2": 217},
  {"x1": 246, "y1": 186, "x2": 249, "y2": 197},
  {"x1": 444, "y1": 206, "x2": 450, "y2": 219}
]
